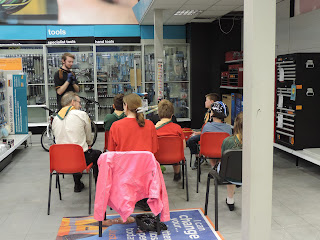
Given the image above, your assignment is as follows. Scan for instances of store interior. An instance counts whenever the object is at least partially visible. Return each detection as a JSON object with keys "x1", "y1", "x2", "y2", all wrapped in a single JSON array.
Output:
[{"x1": 1, "y1": 0, "x2": 320, "y2": 239}]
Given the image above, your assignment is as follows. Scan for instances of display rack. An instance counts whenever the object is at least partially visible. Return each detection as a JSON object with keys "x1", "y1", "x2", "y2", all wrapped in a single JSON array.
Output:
[
  {"x1": 220, "y1": 51, "x2": 243, "y2": 125},
  {"x1": 0, "y1": 45, "x2": 46, "y2": 126},
  {"x1": 144, "y1": 44, "x2": 190, "y2": 119},
  {"x1": 275, "y1": 53, "x2": 320, "y2": 150},
  {"x1": 96, "y1": 45, "x2": 141, "y2": 122},
  {"x1": 0, "y1": 43, "x2": 191, "y2": 126}
]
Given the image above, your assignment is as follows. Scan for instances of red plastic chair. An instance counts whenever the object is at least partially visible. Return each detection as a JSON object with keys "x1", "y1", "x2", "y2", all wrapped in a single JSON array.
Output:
[
  {"x1": 182, "y1": 128, "x2": 195, "y2": 167},
  {"x1": 47, "y1": 144, "x2": 93, "y2": 215},
  {"x1": 196, "y1": 132, "x2": 230, "y2": 193},
  {"x1": 104, "y1": 131, "x2": 109, "y2": 152},
  {"x1": 154, "y1": 136, "x2": 189, "y2": 201},
  {"x1": 182, "y1": 128, "x2": 193, "y2": 141},
  {"x1": 96, "y1": 151, "x2": 165, "y2": 237}
]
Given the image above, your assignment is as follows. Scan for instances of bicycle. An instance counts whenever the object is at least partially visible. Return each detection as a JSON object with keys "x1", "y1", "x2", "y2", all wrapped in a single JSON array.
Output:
[
  {"x1": 40, "y1": 96, "x2": 99, "y2": 152},
  {"x1": 79, "y1": 96, "x2": 99, "y2": 147},
  {"x1": 41, "y1": 106, "x2": 56, "y2": 152}
]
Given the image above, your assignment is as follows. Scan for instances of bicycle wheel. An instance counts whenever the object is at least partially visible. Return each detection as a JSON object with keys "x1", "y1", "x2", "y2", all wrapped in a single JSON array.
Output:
[
  {"x1": 90, "y1": 121, "x2": 98, "y2": 147},
  {"x1": 41, "y1": 128, "x2": 55, "y2": 152}
]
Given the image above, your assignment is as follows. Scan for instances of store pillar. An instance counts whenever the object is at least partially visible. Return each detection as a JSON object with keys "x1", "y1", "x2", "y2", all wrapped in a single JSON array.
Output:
[
  {"x1": 154, "y1": 9, "x2": 164, "y2": 102},
  {"x1": 242, "y1": 1, "x2": 276, "y2": 239}
]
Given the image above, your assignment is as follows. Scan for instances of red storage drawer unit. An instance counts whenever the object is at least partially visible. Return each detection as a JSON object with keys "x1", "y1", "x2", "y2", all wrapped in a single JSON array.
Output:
[
  {"x1": 228, "y1": 64, "x2": 243, "y2": 87},
  {"x1": 221, "y1": 71, "x2": 229, "y2": 86},
  {"x1": 225, "y1": 51, "x2": 243, "y2": 62}
]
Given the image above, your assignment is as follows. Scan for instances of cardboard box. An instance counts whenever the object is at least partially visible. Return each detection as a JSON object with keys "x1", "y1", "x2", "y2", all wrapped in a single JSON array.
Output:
[{"x1": 222, "y1": 94, "x2": 232, "y2": 125}]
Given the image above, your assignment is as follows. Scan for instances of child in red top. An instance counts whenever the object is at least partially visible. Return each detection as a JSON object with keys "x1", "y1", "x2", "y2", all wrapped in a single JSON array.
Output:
[
  {"x1": 107, "y1": 93, "x2": 159, "y2": 212},
  {"x1": 156, "y1": 99, "x2": 186, "y2": 181},
  {"x1": 108, "y1": 93, "x2": 158, "y2": 153}
]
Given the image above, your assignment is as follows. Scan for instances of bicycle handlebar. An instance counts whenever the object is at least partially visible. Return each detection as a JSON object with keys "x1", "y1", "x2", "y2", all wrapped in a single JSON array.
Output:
[
  {"x1": 42, "y1": 106, "x2": 55, "y2": 115},
  {"x1": 79, "y1": 96, "x2": 100, "y2": 106}
]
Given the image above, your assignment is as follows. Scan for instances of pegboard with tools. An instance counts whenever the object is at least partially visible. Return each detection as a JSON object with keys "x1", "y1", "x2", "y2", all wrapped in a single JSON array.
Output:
[
  {"x1": 144, "y1": 44, "x2": 190, "y2": 119},
  {"x1": 0, "y1": 46, "x2": 45, "y2": 106},
  {"x1": 96, "y1": 45, "x2": 141, "y2": 121}
]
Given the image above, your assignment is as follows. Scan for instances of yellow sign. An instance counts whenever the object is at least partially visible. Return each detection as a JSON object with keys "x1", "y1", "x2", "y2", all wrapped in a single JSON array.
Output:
[
  {"x1": 296, "y1": 105, "x2": 302, "y2": 110},
  {"x1": 0, "y1": 58, "x2": 22, "y2": 71}
]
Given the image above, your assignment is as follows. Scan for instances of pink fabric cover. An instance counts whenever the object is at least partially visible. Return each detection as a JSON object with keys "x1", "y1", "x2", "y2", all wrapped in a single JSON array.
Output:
[{"x1": 94, "y1": 151, "x2": 170, "y2": 222}]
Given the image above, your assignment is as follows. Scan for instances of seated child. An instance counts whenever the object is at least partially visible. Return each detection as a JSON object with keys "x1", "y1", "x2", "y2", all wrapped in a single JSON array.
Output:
[
  {"x1": 103, "y1": 94, "x2": 126, "y2": 131},
  {"x1": 187, "y1": 93, "x2": 220, "y2": 169},
  {"x1": 155, "y1": 99, "x2": 186, "y2": 181},
  {"x1": 220, "y1": 112, "x2": 243, "y2": 211},
  {"x1": 188, "y1": 101, "x2": 232, "y2": 167}
]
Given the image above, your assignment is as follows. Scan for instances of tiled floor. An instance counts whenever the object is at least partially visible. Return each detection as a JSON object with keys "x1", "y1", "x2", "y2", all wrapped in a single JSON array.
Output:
[{"x1": 1, "y1": 132, "x2": 320, "y2": 239}]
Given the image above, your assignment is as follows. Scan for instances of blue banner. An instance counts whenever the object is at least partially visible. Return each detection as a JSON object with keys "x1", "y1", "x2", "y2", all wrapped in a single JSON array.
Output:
[
  {"x1": 141, "y1": 26, "x2": 186, "y2": 39},
  {"x1": 46, "y1": 25, "x2": 94, "y2": 38},
  {"x1": 0, "y1": 26, "x2": 46, "y2": 40},
  {"x1": 13, "y1": 75, "x2": 28, "y2": 134},
  {"x1": 94, "y1": 25, "x2": 140, "y2": 37}
]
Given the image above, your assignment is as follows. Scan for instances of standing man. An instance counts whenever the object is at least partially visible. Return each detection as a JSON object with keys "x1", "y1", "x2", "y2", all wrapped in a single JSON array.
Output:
[
  {"x1": 54, "y1": 53, "x2": 80, "y2": 110},
  {"x1": 52, "y1": 91, "x2": 101, "y2": 192}
]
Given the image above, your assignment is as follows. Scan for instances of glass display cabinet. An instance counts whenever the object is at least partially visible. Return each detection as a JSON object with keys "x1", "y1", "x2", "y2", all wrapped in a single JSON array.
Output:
[
  {"x1": 0, "y1": 43, "x2": 190, "y2": 127},
  {"x1": 96, "y1": 45, "x2": 142, "y2": 122},
  {"x1": 0, "y1": 45, "x2": 46, "y2": 126},
  {"x1": 144, "y1": 44, "x2": 190, "y2": 119},
  {"x1": 46, "y1": 45, "x2": 95, "y2": 118}
]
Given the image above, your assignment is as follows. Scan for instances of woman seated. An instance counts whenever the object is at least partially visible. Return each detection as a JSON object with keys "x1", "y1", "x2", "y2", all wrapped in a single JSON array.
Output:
[
  {"x1": 108, "y1": 93, "x2": 158, "y2": 153},
  {"x1": 220, "y1": 112, "x2": 243, "y2": 211},
  {"x1": 155, "y1": 99, "x2": 186, "y2": 181},
  {"x1": 107, "y1": 93, "x2": 158, "y2": 213}
]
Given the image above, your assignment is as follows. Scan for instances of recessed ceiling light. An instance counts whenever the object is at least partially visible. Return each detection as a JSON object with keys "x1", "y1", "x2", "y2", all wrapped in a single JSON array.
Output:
[{"x1": 174, "y1": 10, "x2": 203, "y2": 16}]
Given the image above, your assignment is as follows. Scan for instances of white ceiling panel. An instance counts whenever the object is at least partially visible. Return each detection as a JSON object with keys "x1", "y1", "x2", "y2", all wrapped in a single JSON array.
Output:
[
  {"x1": 158, "y1": 0, "x2": 188, "y2": 3},
  {"x1": 179, "y1": 4, "x2": 211, "y2": 11},
  {"x1": 152, "y1": 3, "x2": 183, "y2": 9},
  {"x1": 138, "y1": 0, "x2": 244, "y2": 25},
  {"x1": 190, "y1": 18, "x2": 216, "y2": 22},
  {"x1": 207, "y1": 5, "x2": 239, "y2": 11},
  {"x1": 234, "y1": 5, "x2": 244, "y2": 11},
  {"x1": 186, "y1": 0, "x2": 220, "y2": 4},
  {"x1": 163, "y1": 9, "x2": 178, "y2": 17},
  {"x1": 215, "y1": 0, "x2": 243, "y2": 6},
  {"x1": 199, "y1": 10, "x2": 231, "y2": 17},
  {"x1": 166, "y1": 16, "x2": 194, "y2": 24}
]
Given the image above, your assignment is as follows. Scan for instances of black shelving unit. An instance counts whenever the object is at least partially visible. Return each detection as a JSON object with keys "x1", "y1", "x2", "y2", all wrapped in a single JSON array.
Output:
[{"x1": 275, "y1": 53, "x2": 320, "y2": 150}]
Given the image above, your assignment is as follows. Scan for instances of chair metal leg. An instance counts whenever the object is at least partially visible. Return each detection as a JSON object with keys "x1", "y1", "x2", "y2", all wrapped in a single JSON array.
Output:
[
  {"x1": 55, "y1": 174, "x2": 58, "y2": 189},
  {"x1": 214, "y1": 177, "x2": 219, "y2": 231},
  {"x1": 182, "y1": 161, "x2": 185, "y2": 189},
  {"x1": 196, "y1": 157, "x2": 199, "y2": 193},
  {"x1": 99, "y1": 221, "x2": 102, "y2": 237},
  {"x1": 199, "y1": 157, "x2": 202, "y2": 182},
  {"x1": 185, "y1": 159, "x2": 189, "y2": 201},
  {"x1": 190, "y1": 153, "x2": 192, "y2": 167},
  {"x1": 89, "y1": 170, "x2": 92, "y2": 215},
  {"x1": 47, "y1": 173, "x2": 53, "y2": 215},
  {"x1": 57, "y1": 173, "x2": 62, "y2": 200},
  {"x1": 62, "y1": 173, "x2": 64, "y2": 179},
  {"x1": 204, "y1": 174, "x2": 211, "y2": 215},
  {"x1": 156, "y1": 214, "x2": 160, "y2": 235}
]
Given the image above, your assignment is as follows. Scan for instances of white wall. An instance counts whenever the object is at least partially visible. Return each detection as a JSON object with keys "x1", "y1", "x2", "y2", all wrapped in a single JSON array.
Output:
[{"x1": 276, "y1": 0, "x2": 320, "y2": 55}]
